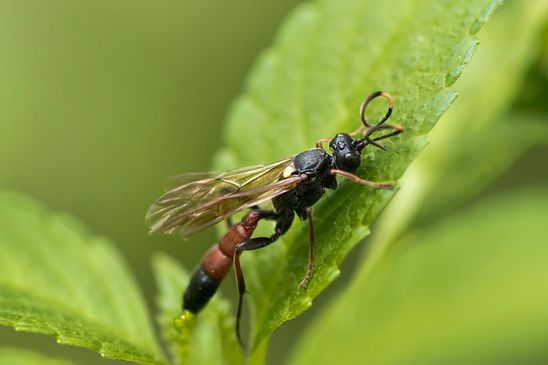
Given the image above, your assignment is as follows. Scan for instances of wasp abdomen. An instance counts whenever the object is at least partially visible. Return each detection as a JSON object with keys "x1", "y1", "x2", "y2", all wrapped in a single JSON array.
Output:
[
  {"x1": 182, "y1": 211, "x2": 262, "y2": 313},
  {"x1": 202, "y1": 245, "x2": 232, "y2": 280},
  {"x1": 183, "y1": 266, "x2": 221, "y2": 313}
]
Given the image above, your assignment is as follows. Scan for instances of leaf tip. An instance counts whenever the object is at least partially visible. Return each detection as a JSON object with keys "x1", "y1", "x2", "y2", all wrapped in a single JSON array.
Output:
[
  {"x1": 468, "y1": 0, "x2": 504, "y2": 35},
  {"x1": 421, "y1": 89, "x2": 458, "y2": 131},
  {"x1": 445, "y1": 38, "x2": 479, "y2": 87},
  {"x1": 327, "y1": 268, "x2": 341, "y2": 283}
]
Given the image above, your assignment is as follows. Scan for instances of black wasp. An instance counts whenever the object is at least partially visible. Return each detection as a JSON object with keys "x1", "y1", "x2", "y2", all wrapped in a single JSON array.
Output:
[{"x1": 146, "y1": 91, "x2": 403, "y2": 345}]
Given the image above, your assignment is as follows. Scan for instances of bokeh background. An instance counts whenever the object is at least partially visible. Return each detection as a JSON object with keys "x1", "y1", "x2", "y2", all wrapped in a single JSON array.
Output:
[{"x1": 1, "y1": 1, "x2": 547, "y2": 364}]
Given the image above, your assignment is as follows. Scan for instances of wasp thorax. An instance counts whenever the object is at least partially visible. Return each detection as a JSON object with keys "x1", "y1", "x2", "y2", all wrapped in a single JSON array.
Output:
[{"x1": 329, "y1": 133, "x2": 362, "y2": 172}]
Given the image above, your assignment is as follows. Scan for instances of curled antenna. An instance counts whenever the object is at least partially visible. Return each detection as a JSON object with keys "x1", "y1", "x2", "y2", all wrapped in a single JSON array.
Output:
[
  {"x1": 361, "y1": 123, "x2": 404, "y2": 151},
  {"x1": 360, "y1": 91, "x2": 393, "y2": 128},
  {"x1": 353, "y1": 91, "x2": 403, "y2": 151}
]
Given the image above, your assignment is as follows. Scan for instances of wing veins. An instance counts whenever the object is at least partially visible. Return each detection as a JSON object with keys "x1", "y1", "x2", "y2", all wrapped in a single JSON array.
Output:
[{"x1": 146, "y1": 158, "x2": 300, "y2": 237}]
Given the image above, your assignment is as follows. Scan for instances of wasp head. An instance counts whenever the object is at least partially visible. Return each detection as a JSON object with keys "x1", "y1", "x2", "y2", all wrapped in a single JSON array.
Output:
[
  {"x1": 329, "y1": 133, "x2": 364, "y2": 172},
  {"x1": 328, "y1": 91, "x2": 404, "y2": 174}
]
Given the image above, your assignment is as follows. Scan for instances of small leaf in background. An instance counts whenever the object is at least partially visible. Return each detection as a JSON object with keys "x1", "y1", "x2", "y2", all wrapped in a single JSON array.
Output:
[
  {"x1": 514, "y1": 22, "x2": 548, "y2": 114},
  {"x1": 152, "y1": 253, "x2": 243, "y2": 365},
  {"x1": 289, "y1": 190, "x2": 548, "y2": 365},
  {"x1": 0, "y1": 348, "x2": 77, "y2": 365},
  {"x1": 214, "y1": 0, "x2": 501, "y2": 350},
  {"x1": 0, "y1": 192, "x2": 165, "y2": 365}
]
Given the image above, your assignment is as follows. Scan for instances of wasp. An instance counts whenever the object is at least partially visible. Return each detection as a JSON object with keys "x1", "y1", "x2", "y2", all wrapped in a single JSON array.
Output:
[{"x1": 146, "y1": 91, "x2": 403, "y2": 345}]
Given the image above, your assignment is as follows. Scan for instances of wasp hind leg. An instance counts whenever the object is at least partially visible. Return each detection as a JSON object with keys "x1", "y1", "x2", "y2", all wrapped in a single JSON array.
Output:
[
  {"x1": 299, "y1": 207, "x2": 315, "y2": 289},
  {"x1": 233, "y1": 211, "x2": 294, "y2": 348}
]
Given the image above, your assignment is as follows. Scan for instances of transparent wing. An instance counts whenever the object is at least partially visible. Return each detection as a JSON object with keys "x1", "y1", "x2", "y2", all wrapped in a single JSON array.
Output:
[
  {"x1": 164, "y1": 172, "x2": 219, "y2": 189},
  {"x1": 146, "y1": 158, "x2": 303, "y2": 238}
]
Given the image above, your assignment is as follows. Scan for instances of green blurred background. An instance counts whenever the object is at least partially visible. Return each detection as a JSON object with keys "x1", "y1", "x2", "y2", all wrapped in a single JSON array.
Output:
[
  {"x1": 0, "y1": 1, "x2": 298, "y2": 363},
  {"x1": 1, "y1": 1, "x2": 547, "y2": 364}
]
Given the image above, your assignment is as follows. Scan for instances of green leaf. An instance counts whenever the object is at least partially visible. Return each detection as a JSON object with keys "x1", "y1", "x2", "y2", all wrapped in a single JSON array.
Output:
[
  {"x1": 514, "y1": 22, "x2": 548, "y2": 114},
  {"x1": 412, "y1": 112, "x2": 548, "y2": 223},
  {"x1": 288, "y1": 189, "x2": 548, "y2": 365},
  {"x1": 214, "y1": 0, "x2": 501, "y2": 350},
  {"x1": 373, "y1": 0, "x2": 548, "y2": 247},
  {"x1": 152, "y1": 253, "x2": 243, "y2": 365},
  {"x1": 0, "y1": 348, "x2": 77, "y2": 365},
  {"x1": 0, "y1": 192, "x2": 165, "y2": 365}
]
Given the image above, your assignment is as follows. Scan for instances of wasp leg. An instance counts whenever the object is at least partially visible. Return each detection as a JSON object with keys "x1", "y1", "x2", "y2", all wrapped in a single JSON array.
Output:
[
  {"x1": 233, "y1": 211, "x2": 294, "y2": 347},
  {"x1": 228, "y1": 208, "x2": 278, "y2": 230},
  {"x1": 250, "y1": 209, "x2": 279, "y2": 221},
  {"x1": 233, "y1": 249, "x2": 247, "y2": 348},
  {"x1": 226, "y1": 207, "x2": 278, "y2": 229},
  {"x1": 330, "y1": 169, "x2": 394, "y2": 189},
  {"x1": 315, "y1": 137, "x2": 332, "y2": 149},
  {"x1": 299, "y1": 207, "x2": 315, "y2": 288}
]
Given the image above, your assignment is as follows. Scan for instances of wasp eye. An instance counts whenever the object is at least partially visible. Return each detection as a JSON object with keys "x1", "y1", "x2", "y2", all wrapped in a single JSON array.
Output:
[{"x1": 343, "y1": 152, "x2": 361, "y2": 171}]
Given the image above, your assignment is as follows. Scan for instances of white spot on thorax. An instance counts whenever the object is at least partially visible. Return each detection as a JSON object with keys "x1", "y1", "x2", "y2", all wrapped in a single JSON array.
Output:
[{"x1": 283, "y1": 163, "x2": 296, "y2": 178}]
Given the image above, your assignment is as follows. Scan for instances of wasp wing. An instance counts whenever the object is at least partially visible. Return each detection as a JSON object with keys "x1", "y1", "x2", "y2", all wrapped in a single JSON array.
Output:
[
  {"x1": 146, "y1": 158, "x2": 303, "y2": 238},
  {"x1": 164, "y1": 172, "x2": 219, "y2": 188}
]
